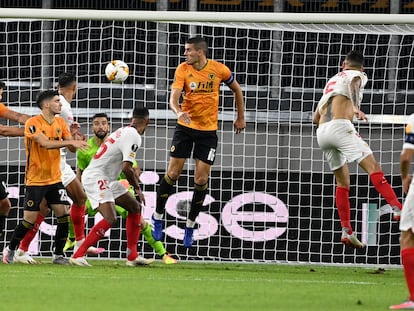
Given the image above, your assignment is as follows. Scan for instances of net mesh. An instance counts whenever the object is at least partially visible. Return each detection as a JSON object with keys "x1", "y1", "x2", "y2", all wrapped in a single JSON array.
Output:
[{"x1": 0, "y1": 17, "x2": 412, "y2": 264}]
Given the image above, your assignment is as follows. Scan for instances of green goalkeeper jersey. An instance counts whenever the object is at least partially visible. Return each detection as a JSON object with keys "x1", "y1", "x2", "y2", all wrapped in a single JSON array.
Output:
[
  {"x1": 77, "y1": 136, "x2": 137, "y2": 176},
  {"x1": 77, "y1": 136, "x2": 135, "y2": 219}
]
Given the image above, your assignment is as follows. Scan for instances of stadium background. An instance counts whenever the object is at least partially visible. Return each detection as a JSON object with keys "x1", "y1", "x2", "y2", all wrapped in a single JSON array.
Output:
[{"x1": 0, "y1": 0, "x2": 411, "y2": 265}]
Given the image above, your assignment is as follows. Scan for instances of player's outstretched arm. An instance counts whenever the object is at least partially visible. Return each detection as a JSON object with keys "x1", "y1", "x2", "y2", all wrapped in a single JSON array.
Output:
[
  {"x1": 0, "y1": 124, "x2": 24, "y2": 137},
  {"x1": 2, "y1": 109, "x2": 30, "y2": 125},
  {"x1": 122, "y1": 161, "x2": 145, "y2": 205},
  {"x1": 33, "y1": 132, "x2": 88, "y2": 151},
  {"x1": 228, "y1": 80, "x2": 245, "y2": 134}
]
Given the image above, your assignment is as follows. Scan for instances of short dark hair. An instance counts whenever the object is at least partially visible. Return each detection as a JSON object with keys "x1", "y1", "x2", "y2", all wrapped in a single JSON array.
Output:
[
  {"x1": 132, "y1": 107, "x2": 149, "y2": 119},
  {"x1": 92, "y1": 112, "x2": 109, "y2": 122},
  {"x1": 58, "y1": 72, "x2": 76, "y2": 88},
  {"x1": 345, "y1": 50, "x2": 364, "y2": 67},
  {"x1": 186, "y1": 36, "x2": 208, "y2": 54},
  {"x1": 36, "y1": 90, "x2": 59, "y2": 109},
  {"x1": 0, "y1": 81, "x2": 5, "y2": 90}
]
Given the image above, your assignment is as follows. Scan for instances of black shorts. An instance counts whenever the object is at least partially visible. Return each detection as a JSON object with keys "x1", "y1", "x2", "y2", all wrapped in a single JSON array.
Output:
[
  {"x1": 23, "y1": 182, "x2": 70, "y2": 211},
  {"x1": 170, "y1": 124, "x2": 218, "y2": 165},
  {"x1": 0, "y1": 176, "x2": 8, "y2": 200}
]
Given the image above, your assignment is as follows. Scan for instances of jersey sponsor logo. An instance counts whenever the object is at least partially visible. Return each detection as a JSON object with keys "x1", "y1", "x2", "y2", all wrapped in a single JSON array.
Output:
[
  {"x1": 189, "y1": 80, "x2": 214, "y2": 93},
  {"x1": 189, "y1": 81, "x2": 197, "y2": 90}
]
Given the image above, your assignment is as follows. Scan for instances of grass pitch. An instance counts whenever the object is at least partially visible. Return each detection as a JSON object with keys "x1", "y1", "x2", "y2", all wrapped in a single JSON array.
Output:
[{"x1": 0, "y1": 259, "x2": 405, "y2": 311}]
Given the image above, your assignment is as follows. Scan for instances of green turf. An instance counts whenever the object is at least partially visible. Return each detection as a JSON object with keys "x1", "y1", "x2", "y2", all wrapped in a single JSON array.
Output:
[{"x1": 0, "y1": 259, "x2": 406, "y2": 311}]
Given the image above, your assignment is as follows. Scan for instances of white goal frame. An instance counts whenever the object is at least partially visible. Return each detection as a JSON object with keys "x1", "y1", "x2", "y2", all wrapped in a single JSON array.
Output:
[{"x1": 0, "y1": 8, "x2": 413, "y2": 266}]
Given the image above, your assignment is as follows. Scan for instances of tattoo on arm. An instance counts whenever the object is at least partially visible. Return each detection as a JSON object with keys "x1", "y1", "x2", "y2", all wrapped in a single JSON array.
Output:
[{"x1": 349, "y1": 78, "x2": 361, "y2": 109}]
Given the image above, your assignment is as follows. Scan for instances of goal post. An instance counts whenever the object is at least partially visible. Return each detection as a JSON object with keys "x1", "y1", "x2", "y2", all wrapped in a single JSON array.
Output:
[{"x1": 0, "y1": 8, "x2": 413, "y2": 265}]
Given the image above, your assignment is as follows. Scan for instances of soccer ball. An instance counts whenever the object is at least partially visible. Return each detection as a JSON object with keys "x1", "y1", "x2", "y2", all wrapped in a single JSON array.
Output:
[{"x1": 105, "y1": 60, "x2": 129, "y2": 83}]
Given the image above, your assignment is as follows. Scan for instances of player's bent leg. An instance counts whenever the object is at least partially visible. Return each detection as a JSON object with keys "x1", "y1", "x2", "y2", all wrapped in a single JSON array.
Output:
[
  {"x1": 141, "y1": 222, "x2": 178, "y2": 264},
  {"x1": 19, "y1": 213, "x2": 45, "y2": 253},
  {"x1": 152, "y1": 173, "x2": 178, "y2": 241},
  {"x1": 151, "y1": 215, "x2": 164, "y2": 241},
  {"x1": 340, "y1": 228, "x2": 365, "y2": 249},
  {"x1": 369, "y1": 171, "x2": 402, "y2": 221},
  {"x1": 183, "y1": 227, "x2": 194, "y2": 248},
  {"x1": 74, "y1": 238, "x2": 105, "y2": 255},
  {"x1": 52, "y1": 214, "x2": 71, "y2": 265},
  {"x1": 72, "y1": 217, "x2": 112, "y2": 265}
]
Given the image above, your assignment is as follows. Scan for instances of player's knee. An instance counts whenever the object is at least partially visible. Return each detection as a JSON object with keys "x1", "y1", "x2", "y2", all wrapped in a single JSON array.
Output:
[
  {"x1": 166, "y1": 171, "x2": 180, "y2": 182},
  {"x1": 105, "y1": 214, "x2": 118, "y2": 226},
  {"x1": 72, "y1": 193, "x2": 87, "y2": 206},
  {"x1": 129, "y1": 202, "x2": 142, "y2": 215},
  {"x1": 194, "y1": 176, "x2": 209, "y2": 186},
  {"x1": 400, "y1": 231, "x2": 414, "y2": 248}
]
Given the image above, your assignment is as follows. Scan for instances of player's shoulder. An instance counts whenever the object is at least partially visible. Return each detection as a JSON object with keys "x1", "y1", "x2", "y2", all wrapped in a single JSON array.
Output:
[
  {"x1": 116, "y1": 126, "x2": 139, "y2": 138},
  {"x1": 26, "y1": 114, "x2": 41, "y2": 124},
  {"x1": 176, "y1": 61, "x2": 189, "y2": 71},
  {"x1": 345, "y1": 69, "x2": 367, "y2": 80},
  {"x1": 207, "y1": 59, "x2": 228, "y2": 70}
]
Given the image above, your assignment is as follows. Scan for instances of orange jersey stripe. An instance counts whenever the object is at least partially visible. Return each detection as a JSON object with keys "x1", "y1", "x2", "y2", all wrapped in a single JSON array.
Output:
[
  {"x1": 24, "y1": 115, "x2": 71, "y2": 186},
  {"x1": 172, "y1": 59, "x2": 232, "y2": 131}
]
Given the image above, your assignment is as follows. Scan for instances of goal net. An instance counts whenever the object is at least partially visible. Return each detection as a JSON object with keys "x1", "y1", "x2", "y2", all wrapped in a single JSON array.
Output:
[{"x1": 0, "y1": 9, "x2": 412, "y2": 265}]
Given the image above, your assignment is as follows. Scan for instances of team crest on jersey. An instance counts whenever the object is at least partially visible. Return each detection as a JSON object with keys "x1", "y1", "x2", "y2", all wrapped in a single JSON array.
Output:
[
  {"x1": 29, "y1": 125, "x2": 36, "y2": 133},
  {"x1": 131, "y1": 144, "x2": 138, "y2": 152},
  {"x1": 56, "y1": 128, "x2": 61, "y2": 135},
  {"x1": 27, "y1": 200, "x2": 34, "y2": 207},
  {"x1": 208, "y1": 74, "x2": 215, "y2": 80},
  {"x1": 171, "y1": 145, "x2": 175, "y2": 152}
]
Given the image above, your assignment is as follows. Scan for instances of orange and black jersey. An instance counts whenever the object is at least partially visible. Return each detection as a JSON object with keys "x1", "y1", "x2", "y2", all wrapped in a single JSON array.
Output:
[
  {"x1": 24, "y1": 114, "x2": 71, "y2": 186},
  {"x1": 172, "y1": 59, "x2": 234, "y2": 131}
]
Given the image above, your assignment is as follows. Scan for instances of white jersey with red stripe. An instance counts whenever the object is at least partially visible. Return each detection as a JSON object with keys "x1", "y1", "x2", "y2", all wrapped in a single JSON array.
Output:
[
  {"x1": 59, "y1": 94, "x2": 74, "y2": 159},
  {"x1": 83, "y1": 126, "x2": 142, "y2": 182},
  {"x1": 317, "y1": 69, "x2": 368, "y2": 115}
]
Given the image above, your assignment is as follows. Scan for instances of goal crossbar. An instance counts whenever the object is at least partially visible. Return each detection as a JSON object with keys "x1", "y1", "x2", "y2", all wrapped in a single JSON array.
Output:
[{"x1": 0, "y1": 8, "x2": 414, "y2": 25}]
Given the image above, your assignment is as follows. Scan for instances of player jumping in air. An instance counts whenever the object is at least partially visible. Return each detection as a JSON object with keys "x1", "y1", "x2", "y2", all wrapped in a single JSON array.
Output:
[
  {"x1": 151, "y1": 36, "x2": 245, "y2": 248},
  {"x1": 313, "y1": 50, "x2": 402, "y2": 249}
]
